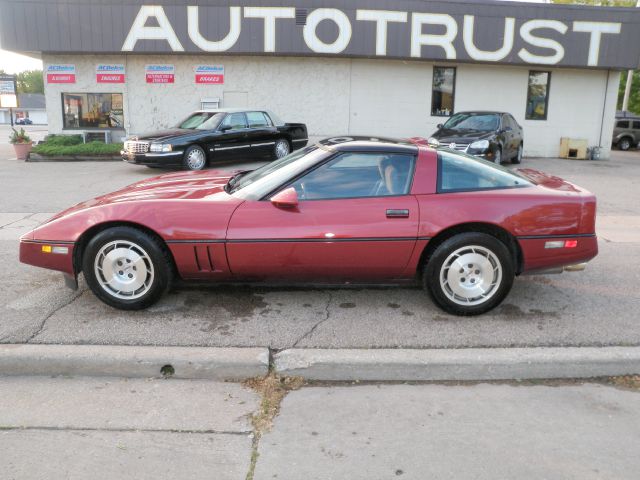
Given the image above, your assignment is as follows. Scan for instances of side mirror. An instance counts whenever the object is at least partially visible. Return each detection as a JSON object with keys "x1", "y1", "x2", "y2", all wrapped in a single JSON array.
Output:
[
  {"x1": 219, "y1": 124, "x2": 232, "y2": 132},
  {"x1": 436, "y1": 123, "x2": 443, "y2": 129},
  {"x1": 270, "y1": 187, "x2": 299, "y2": 209}
]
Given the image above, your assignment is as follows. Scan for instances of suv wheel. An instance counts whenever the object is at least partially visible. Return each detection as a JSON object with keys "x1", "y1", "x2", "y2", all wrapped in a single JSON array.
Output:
[
  {"x1": 512, "y1": 144, "x2": 523, "y2": 164},
  {"x1": 618, "y1": 138, "x2": 632, "y2": 151}
]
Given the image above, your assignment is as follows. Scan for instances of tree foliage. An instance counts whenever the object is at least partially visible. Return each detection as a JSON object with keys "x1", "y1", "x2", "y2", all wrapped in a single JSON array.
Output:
[{"x1": 16, "y1": 70, "x2": 44, "y2": 94}]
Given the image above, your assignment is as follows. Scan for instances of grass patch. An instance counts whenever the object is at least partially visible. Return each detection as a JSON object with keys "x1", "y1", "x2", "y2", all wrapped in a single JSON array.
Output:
[
  {"x1": 33, "y1": 140, "x2": 123, "y2": 156},
  {"x1": 243, "y1": 372, "x2": 304, "y2": 480}
]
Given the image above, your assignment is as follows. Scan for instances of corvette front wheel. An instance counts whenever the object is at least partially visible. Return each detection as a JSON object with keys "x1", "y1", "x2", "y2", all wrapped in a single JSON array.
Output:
[
  {"x1": 423, "y1": 233, "x2": 514, "y2": 316},
  {"x1": 82, "y1": 227, "x2": 173, "y2": 310}
]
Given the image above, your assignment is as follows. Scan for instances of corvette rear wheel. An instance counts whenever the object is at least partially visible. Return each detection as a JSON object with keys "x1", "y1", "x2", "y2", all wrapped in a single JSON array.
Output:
[
  {"x1": 83, "y1": 227, "x2": 172, "y2": 310},
  {"x1": 423, "y1": 233, "x2": 514, "y2": 316}
]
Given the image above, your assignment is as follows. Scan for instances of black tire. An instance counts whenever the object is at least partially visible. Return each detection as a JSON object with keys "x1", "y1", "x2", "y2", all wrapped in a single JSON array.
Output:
[
  {"x1": 82, "y1": 226, "x2": 173, "y2": 310},
  {"x1": 423, "y1": 232, "x2": 514, "y2": 316},
  {"x1": 183, "y1": 145, "x2": 208, "y2": 171},
  {"x1": 274, "y1": 138, "x2": 291, "y2": 159},
  {"x1": 511, "y1": 143, "x2": 523, "y2": 164},
  {"x1": 618, "y1": 137, "x2": 632, "y2": 151}
]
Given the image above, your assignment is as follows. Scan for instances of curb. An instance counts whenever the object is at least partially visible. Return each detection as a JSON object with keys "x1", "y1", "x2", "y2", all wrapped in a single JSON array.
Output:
[
  {"x1": 0, "y1": 344, "x2": 269, "y2": 380},
  {"x1": 27, "y1": 154, "x2": 121, "y2": 162},
  {"x1": 274, "y1": 347, "x2": 640, "y2": 381}
]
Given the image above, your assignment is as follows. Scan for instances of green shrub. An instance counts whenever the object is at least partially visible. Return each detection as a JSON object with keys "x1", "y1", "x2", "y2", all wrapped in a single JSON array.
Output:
[
  {"x1": 42, "y1": 134, "x2": 83, "y2": 146},
  {"x1": 33, "y1": 141, "x2": 123, "y2": 156}
]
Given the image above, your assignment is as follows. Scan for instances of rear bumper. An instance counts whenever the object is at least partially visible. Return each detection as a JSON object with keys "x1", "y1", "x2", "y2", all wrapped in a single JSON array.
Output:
[
  {"x1": 121, "y1": 150, "x2": 184, "y2": 166},
  {"x1": 518, "y1": 234, "x2": 598, "y2": 274}
]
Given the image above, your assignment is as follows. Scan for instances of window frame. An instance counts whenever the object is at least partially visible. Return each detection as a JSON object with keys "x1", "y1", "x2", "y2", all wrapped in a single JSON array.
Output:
[
  {"x1": 219, "y1": 112, "x2": 248, "y2": 131},
  {"x1": 525, "y1": 70, "x2": 551, "y2": 121},
  {"x1": 246, "y1": 111, "x2": 273, "y2": 128},
  {"x1": 431, "y1": 66, "x2": 457, "y2": 118},
  {"x1": 268, "y1": 150, "x2": 418, "y2": 202},
  {"x1": 436, "y1": 150, "x2": 533, "y2": 194},
  {"x1": 60, "y1": 92, "x2": 124, "y2": 130}
]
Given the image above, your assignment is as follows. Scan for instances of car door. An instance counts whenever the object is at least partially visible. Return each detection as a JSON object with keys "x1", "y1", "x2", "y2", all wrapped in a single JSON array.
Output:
[
  {"x1": 245, "y1": 111, "x2": 279, "y2": 156},
  {"x1": 210, "y1": 112, "x2": 250, "y2": 160},
  {"x1": 226, "y1": 151, "x2": 419, "y2": 281},
  {"x1": 501, "y1": 114, "x2": 517, "y2": 157}
]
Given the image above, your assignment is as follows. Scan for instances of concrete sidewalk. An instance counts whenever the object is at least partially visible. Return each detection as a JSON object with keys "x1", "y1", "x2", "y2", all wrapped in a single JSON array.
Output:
[{"x1": 2, "y1": 375, "x2": 638, "y2": 479}]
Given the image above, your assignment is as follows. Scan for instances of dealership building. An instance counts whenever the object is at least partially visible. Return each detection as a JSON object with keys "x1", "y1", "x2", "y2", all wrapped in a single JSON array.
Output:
[{"x1": 1, "y1": 0, "x2": 640, "y2": 157}]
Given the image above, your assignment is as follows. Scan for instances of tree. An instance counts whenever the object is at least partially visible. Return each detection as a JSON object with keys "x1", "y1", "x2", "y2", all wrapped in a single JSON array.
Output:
[
  {"x1": 552, "y1": 0, "x2": 639, "y2": 114},
  {"x1": 618, "y1": 71, "x2": 640, "y2": 114},
  {"x1": 16, "y1": 70, "x2": 44, "y2": 94}
]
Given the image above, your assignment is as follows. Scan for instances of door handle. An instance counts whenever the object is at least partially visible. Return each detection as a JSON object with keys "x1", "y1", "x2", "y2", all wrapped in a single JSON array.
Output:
[{"x1": 386, "y1": 209, "x2": 409, "y2": 218}]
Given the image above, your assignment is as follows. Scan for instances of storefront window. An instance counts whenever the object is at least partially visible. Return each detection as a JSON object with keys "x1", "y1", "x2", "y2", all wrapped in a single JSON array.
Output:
[
  {"x1": 431, "y1": 67, "x2": 456, "y2": 117},
  {"x1": 525, "y1": 71, "x2": 550, "y2": 120},
  {"x1": 62, "y1": 93, "x2": 124, "y2": 129}
]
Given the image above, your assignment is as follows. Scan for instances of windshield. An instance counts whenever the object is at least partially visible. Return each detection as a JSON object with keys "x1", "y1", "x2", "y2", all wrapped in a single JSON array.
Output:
[
  {"x1": 177, "y1": 112, "x2": 225, "y2": 130},
  {"x1": 443, "y1": 113, "x2": 500, "y2": 131},
  {"x1": 229, "y1": 145, "x2": 330, "y2": 200}
]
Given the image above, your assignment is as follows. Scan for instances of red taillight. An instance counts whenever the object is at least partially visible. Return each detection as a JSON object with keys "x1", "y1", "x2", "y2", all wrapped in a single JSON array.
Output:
[{"x1": 564, "y1": 240, "x2": 578, "y2": 248}]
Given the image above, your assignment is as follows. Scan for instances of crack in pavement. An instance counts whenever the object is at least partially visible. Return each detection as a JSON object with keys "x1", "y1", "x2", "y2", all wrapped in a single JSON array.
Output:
[
  {"x1": 25, "y1": 288, "x2": 86, "y2": 343},
  {"x1": 0, "y1": 426, "x2": 251, "y2": 435},
  {"x1": 0, "y1": 212, "x2": 37, "y2": 229},
  {"x1": 291, "y1": 291, "x2": 333, "y2": 349}
]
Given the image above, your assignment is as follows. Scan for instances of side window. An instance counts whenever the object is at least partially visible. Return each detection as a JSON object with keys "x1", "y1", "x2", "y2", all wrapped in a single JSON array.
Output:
[
  {"x1": 507, "y1": 115, "x2": 519, "y2": 129},
  {"x1": 221, "y1": 113, "x2": 247, "y2": 130},
  {"x1": 247, "y1": 111, "x2": 271, "y2": 128},
  {"x1": 438, "y1": 150, "x2": 532, "y2": 193},
  {"x1": 617, "y1": 120, "x2": 629, "y2": 128},
  {"x1": 632, "y1": 121, "x2": 640, "y2": 130},
  {"x1": 289, "y1": 152, "x2": 416, "y2": 200}
]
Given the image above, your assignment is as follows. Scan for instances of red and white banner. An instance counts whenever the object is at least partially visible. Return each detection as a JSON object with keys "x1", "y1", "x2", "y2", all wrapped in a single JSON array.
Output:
[
  {"x1": 96, "y1": 64, "x2": 125, "y2": 83},
  {"x1": 46, "y1": 64, "x2": 76, "y2": 84},
  {"x1": 145, "y1": 64, "x2": 175, "y2": 84},
  {"x1": 194, "y1": 65, "x2": 224, "y2": 84}
]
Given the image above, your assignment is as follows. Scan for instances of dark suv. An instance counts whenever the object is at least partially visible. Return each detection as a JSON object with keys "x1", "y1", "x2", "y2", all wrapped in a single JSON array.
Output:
[
  {"x1": 427, "y1": 111, "x2": 524, "y2": 164},
  {"x1": 613, "y1": 111, "x2": 640, "y2": 151}
]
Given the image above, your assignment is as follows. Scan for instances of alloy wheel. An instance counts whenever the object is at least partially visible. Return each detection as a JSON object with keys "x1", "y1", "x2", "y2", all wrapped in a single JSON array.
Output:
[
  {"x1": 186, "y1": 148, "x2": 206, "y2": 170},
  {"x1": 439, "y1": 245, "x2": 503, "y2": 306},
  {"x1": 275, "y1": 140, "x2": 290, "y2": 158},
  {"x1": 94, "y1": 240, "x2": 155, "y2": 300}
]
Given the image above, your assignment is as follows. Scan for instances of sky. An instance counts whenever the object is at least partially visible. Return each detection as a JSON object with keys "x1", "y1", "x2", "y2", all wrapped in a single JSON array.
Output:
[{"x1": 0, "y1": 49, "x2": 42, "y2": 74}]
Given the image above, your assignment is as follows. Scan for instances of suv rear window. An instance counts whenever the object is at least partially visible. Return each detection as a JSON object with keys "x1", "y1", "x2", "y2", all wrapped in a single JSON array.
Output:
[
  {"x1": 438, "y1": 150, "x2": 532, "y2": 193},
  {"x1": 633, "y1": 121, "x2": 640, "y2": 130},
  {"x1": 617, "y1": 120, "x2": 630, "y2": 128}
]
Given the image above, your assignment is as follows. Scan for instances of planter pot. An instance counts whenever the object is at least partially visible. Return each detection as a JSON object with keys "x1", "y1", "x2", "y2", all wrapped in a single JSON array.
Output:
[{"x1": 13, "y1": 142, "x2": 33, "y2": 161}]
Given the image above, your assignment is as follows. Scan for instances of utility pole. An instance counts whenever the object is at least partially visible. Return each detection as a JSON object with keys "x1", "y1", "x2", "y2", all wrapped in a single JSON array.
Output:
[{"x1": 621, "y1": 0, "x2": 640, "y2": 112}]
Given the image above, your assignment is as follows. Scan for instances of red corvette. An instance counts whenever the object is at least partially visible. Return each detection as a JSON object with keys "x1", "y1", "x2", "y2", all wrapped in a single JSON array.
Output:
[{"x1": 19, "y1": 137, "x2": 597, "y2": 315}]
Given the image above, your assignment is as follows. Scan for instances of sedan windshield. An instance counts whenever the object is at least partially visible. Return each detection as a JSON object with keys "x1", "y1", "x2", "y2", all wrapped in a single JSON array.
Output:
[
  {"x1": 443, "y1": 113, "x2": 500, "y2": 131},
  {"x1": 177, "y1": 112, "x2": 225, "y2": 130},
  {"x1": 228, "y1": 145, "x2": 330, "y2": 200}
]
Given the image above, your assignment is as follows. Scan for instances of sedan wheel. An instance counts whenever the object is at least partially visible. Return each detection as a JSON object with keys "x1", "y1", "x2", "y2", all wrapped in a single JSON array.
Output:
[
  {"x1": 618, "y1": 138, "x2": 631, "y2": 151},
  {"x1": 184, "y1": 145, "x2": 207, "y2": 170},
  {"x1": 493, "y1": 148, "x2": 502, "y2": 165},
  {"x1": 424, "y1": 232, "x2": 514, "y2": 315},
  {"x1": 274, "y1": 139, "x2": 290, "y2": 159},
  {"x1": 512, "y1": 144, "x2": 523, "y2": 164},
  {"x1": 83, "y1": 226, "x2": 172, "y2": 310}
]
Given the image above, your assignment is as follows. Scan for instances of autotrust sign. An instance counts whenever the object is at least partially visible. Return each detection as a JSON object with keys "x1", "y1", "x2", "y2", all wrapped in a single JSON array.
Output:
[{"x1": 1, "y1": 0, "x2": 640, "y2": 69}]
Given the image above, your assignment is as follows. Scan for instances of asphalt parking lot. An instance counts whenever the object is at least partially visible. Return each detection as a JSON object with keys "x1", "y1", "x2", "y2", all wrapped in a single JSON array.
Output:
[{"x1": 1, "y1": 142, "x2": 639, "y2": 350}]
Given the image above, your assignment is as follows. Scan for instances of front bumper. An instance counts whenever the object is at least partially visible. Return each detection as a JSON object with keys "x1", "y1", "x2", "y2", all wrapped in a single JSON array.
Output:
[
  {"x1": 121, "y1": 150, "x2": 184, "y2": 166},
  {"x1": 19, "y1": 239, "x2": 75, "y2": 276}
]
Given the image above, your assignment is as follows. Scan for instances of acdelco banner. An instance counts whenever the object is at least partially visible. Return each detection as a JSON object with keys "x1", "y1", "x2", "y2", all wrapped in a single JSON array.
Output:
[
  {"x1": 46, "y1": 64, "x2": 76, "y2": 84},
  {"x1": 96, "y1": 64, "x2": 126, "y2": 83},
  {"x1": 2, "y1": 0, "x2": 640, "y2": 69},
  {"x1": 145, "y1": 64, "x2": 175, "y2": 84},
  {"x1": 195, "y1": 65, "x2": 224, "y2": 84}
]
